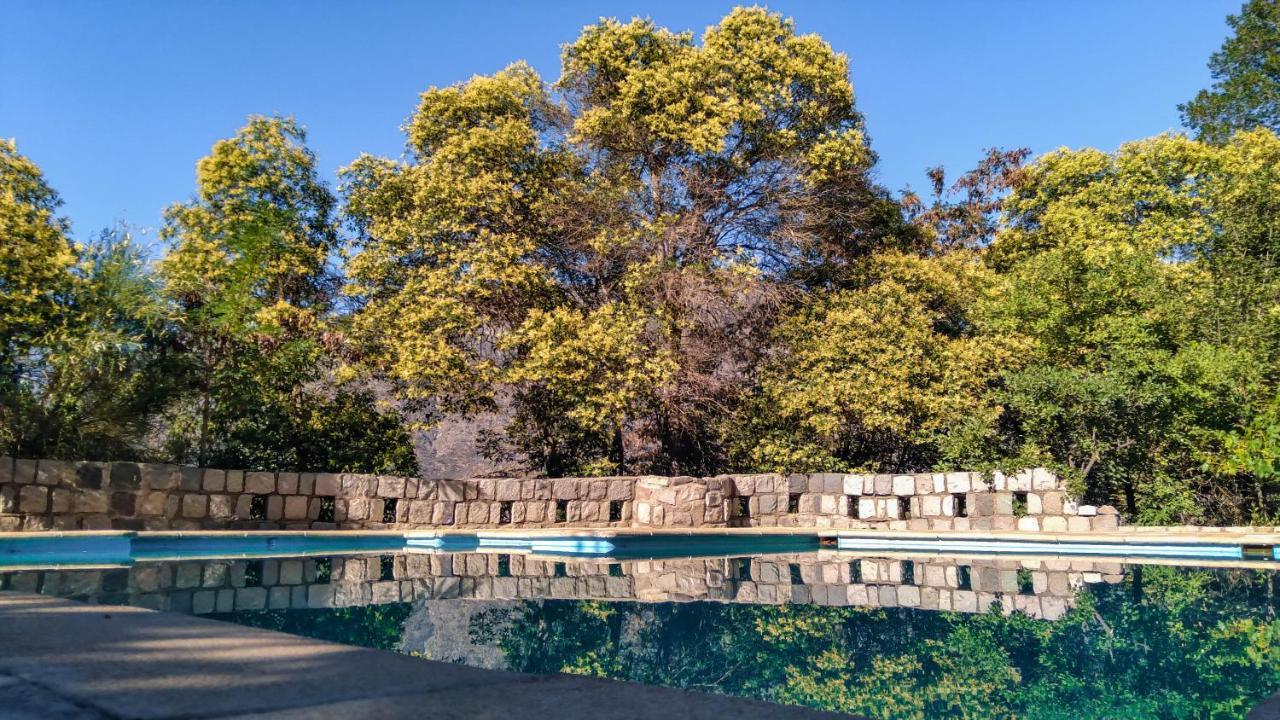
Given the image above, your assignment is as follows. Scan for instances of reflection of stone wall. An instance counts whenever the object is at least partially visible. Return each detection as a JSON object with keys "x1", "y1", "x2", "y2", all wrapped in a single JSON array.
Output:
[
  {"x1": 0, "y1": 552, "x2": 1124, "y2": 621},
  {"x1": 0, "y1": 456, "x2": 1124, "y2": 533}
]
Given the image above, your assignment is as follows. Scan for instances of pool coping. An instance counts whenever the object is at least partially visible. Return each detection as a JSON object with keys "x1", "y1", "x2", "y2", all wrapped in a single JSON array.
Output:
[{"x1": 2, "y1": 527, "x2": 1278, "y2": 569}]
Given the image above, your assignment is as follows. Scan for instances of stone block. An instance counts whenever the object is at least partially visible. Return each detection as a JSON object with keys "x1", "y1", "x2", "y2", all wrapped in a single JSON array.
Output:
[
  {"x1": 179, "y1": 467, "x2": 202, "y2": 492},
  {"x1": 0, "y1": 485, "x2": 14, "y2": 513},
  {"x1": 18, "y1": 485, "x2": 48, "y2": 513},
  {"x1": 377, "y1": 476, "x2": 406, "y2": 498},
  {"x1": 284, "y1": 495, "x2": 309, "y2": 519},
  {"x1": 841, "y1": 475, "x2": 862, "y2": 496},
  {"x1": 36, "y1": 460, "x2": 73, "y2": 486},
  {"x1": 914, "y1": 474, "x2": 933, "y2": 494},
  {"x1": 313, "y1": 473, "x2": 339, "y2": 496},
  {"x1": 225, "y1": 470, "x2": 244, "y2": 493},
  {"x1": 873, "y1": 474, "x2": 892, "y2": 495},
  {"x1": 857, "y1": 497, "x2": 876, "y2": 519},
  {"x1": 73, "y1": 462, "x2": 104, "y2": 490},
  {"x1": 921, "y1": 495, "x2": 942, "y2": 516},
  {"x1": 1017, "y1": 516, "x2": 1040, "y2": 532},
  {"x1": 208, "y1": 494, "x2": 233, "y2": 519},
  {"x1": 1067, "y1": 516, "x2": 1091, "y2": 532},
  {"x1": 993, "y1": 492, "x2": 1013, "y2": 515},
  {"x1": 202, "y1": 469, "x2": 226, "y2": 492},
  {"x1": 245, "y1": 472, "x2": 275, "y2": 495},
  {"x1": 109, "y1": 491, "x2": 136, "y2": 516},
  {"x1": 267, "y1": 495, "x2": 283, "y2": 520},
  {"x1": 1031, "y1": 467, "x2": 1059, "y2": 490},
  {"x1": 425, "y1": 480, "x2": 457, "y2": 503},
  {"x1": 945, "y1": 472, "x2": 970, "y2": 493},
  {"x1": 494, "y1": 479, "x2": 522, "y2": 501},
  {"x1": 1092, "y1": 513, "x2": 1120, "y2": 531},
  {"x1": 109, "y1": 463, "x2": 142, "y2": 490},
  {"x1": 182, "y1": 494, "x2": 207, "y2": 519},
  {"x1": 1042, "y1": 516, "x2": 1068, "y2": 532},
  {"x1": 892, "y1": 475, "x2": 915, "y2": 496},
  {"x1": 1041, "y1": 491, "x2": 1065, "y2": 515},
  {"x1": 14, "y1": 458, "x2": 37, "y2": 484},
  {"x1": 1077, "y1": 505, "x2": 1098, "y2": 517},
  {"x1": 49, "y1": 488, "x2": 72, "y2": 513},
  {"x1": 1026, "y1": 492, "x2": 1043, "y2": 515},
  {"x1": 278, "y1": 472, "x2": 300, "y2": 495},
  {"x1": 0, "y1": 456, "x2": 11, "y2": 484}
]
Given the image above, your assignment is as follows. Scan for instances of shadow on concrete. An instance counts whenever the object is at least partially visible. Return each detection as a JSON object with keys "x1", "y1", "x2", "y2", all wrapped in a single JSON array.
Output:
[{"x1": 0, "y1": 592, "x2": 854, "y2": 719}]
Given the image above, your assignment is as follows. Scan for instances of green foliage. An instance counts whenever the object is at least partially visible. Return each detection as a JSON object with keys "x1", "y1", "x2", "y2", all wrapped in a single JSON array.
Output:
[
  {"x1": 474, "y1": 567, "x2": 1280, "y2": 719},
  {"x1": 732, "y1": 251, "x2": 1025, "y2": 473},
  {"x1": 1181, "y1": 0, "x2": 1280, "y2": 142},
  {"x1": 160, "y1": 116, "x2": 414, "y2": 472},
  {"x1": 980, "y1": 131, "x2": 1280, "y2": 522}
]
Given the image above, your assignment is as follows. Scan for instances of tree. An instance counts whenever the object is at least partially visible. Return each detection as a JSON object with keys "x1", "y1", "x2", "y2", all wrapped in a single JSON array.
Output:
[
  {"x1": 343, "y1": 9, "x2": 906, "y2": 476},
  {"x1": 981, "y1": 131, "x2": 1280, "y2": 523},
  {"x1": 728, "y1": 251, "x2": 1024, "y2": 473},
  {"x1": 161, "y1": 115, "x2": 414, "y2": 473},
  {"x1": 0, "y1": 139, "x2": 76, "y2": 372},
  {"x1": 6, "y1": 228, "x2": 178, "y2": 459},
  {"x1": 1181, "y1": 0, "x2": 1280, "y2": 142}
]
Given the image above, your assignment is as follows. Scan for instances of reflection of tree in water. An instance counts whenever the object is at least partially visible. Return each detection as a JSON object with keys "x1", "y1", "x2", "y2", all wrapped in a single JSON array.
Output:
[{"x1": 472, "y1": 568, "x2": 1280, "y2": 719}]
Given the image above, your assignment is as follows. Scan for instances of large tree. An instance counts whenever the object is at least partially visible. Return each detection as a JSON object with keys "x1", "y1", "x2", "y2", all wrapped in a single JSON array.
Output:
[
  {"x1": 162, "y1": 115, "x2": 414, "y2": 472},
  {"x1": 981, "y1": 130, "x2": 1280, "y2": 523},
  {"x1": 343, "y1": 9, "x2": 906, "y2": 476},
  {"x1": 1181, "y1": 0, "x2": 1280, "y2": 142}
]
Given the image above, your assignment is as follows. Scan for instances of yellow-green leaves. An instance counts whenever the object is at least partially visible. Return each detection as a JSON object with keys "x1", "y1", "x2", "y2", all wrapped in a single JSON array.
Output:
[
  {"x1": 0, "y1": 139, "x2": 76, "y2": 354},
  {"x1": 344, "y1": 8, "x2": 891, "y2": 474},
  {"x1": 745, "y1": 252, "x2": 1021, "y2": 472},
  {"x1": 503, "y1": 303, "x2": 674, "y2": 433}
]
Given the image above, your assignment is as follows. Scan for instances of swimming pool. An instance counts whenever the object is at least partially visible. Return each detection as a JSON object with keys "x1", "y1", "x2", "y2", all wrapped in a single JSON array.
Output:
[{"x1": 2, "y1": 530, "x2": 1278, "y2": 717}]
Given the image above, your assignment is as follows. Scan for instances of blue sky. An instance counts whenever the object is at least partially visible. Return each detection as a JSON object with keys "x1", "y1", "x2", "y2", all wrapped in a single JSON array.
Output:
[{"x1": 2, "y1": 1, "x2": 1238, "y2": 242}]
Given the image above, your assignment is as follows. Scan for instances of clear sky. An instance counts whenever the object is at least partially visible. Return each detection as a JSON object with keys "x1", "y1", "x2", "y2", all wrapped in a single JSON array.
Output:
[{"x1": 2, "y1": 0, "x2": 1240, "y2": 242}]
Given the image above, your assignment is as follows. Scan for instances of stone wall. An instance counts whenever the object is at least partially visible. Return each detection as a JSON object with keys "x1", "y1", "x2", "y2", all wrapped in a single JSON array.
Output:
[
  {"x1": 0, "y1": 456, "x2": 1120, "y2": 533},
  {"x1": 0, "y1": 551, "x2": 1124, "y2": 621}
]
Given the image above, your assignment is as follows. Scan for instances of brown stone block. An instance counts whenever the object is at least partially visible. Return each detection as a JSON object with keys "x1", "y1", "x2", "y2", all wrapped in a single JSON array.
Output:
[
  {"x1": 196, "y1": 469, "x2": 224, "y2": 493},
  {"x1": 277, "y1": 472, "x2": 300, "y2": 495},
  {"x1": 225, "y1": 470, "x2": 244, "y2": 493},
  {"x1": 284, "y1": 495, "x2": 309, "y2": 519},
  {"x1": 18, "y1": 485, "x2": 48, "y2": 513},
  {"x1": 0, "y1": 456, "x2": 12, "y2": 484},
  {"x1": 208, "y1": 494, "x2": 233, "y2": 519},
  {"x1": 109, "y1": 491, "x2": 136, "y2": 516},
  {"x1": 14, "y1": 458, "x2": 37, "y2": 484},
  {"x1": 50, "y1": 488, "x2": 73, "y2": 513},
  {"x1": 245, "y1": 472, "x2": 275, "y2": 495},
  {"x1": 377, "y1": 476, "x2": 406, "y2": 498},
  {"x1": 179, "y1": 467, "x2": 202, "y2": 492},
  {"x1": 266, "y1": 495, "x2": 283, "y2": 521},
  {"x1": 438, "y1": 479, "x2": 465, "y2": 502},
  {"x1": 314, "y1": 473, "x2": 339, "y2": 496},
  {"x1": 36, "y1": 460, "x2": 73, "y2": 486},
  {"x1": 182, "y1": 494, "x2": 207, "y2": 519},
  {"x1": 298, "y1": 473, "x2": 316, "y2": 495}
]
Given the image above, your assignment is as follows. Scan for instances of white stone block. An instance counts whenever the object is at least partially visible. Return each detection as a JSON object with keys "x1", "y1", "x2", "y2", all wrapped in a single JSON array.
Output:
[
  {"x1": 945, "y1": 472, "x2": 971, "y2": 493},
  {"x1": 921, "y1": 495, "x2": 942, "y2": 516},
  {"x1": 1026, "y1": 493, "x2": 1043, "y2": 515},
  {"x1": 932, "y1": 473, "x2": 946, "y2": 493},
  {"x1": 892, "y1": 475, "x2": 915, "y2": 496},
  {"x1": 1009, "y1": 470, "x2": 1033, "y2": 492},
  {"x1": 857, "y1": 497, "x2": 876, "y2": 519},
  {"x1": 1031, "y1": 467, "x2": 1058, "y2": 490},
  {"x1": 1077, "y1": 505, "x2": 1098, "y2": 517},
  {"x1": 843, "y1": 475, "x2": 863, "y2": 495},
  {"x1": 1016, "y1": 516, "x2": 1040, "y2": 532}
]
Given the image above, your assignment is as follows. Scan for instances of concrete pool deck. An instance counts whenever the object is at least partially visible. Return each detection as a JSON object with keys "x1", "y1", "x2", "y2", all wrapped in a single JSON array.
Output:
[{"x1": 0, "y1": 593, "x2": 855, "y2": 719}]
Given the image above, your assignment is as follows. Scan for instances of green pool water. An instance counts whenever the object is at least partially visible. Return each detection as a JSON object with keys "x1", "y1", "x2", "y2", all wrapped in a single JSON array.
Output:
[{"x1": 1, "y1": 550, "x2": 1277, "y2": 719}]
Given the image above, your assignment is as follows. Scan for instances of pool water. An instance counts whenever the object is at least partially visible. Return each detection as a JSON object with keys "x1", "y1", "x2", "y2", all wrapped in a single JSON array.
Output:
[{"x1": 3, "y1": 552, "x2": 1278, "y2": 719}]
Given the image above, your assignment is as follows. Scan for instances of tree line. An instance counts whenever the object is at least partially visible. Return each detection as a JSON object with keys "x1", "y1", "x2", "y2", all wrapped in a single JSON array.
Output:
[{"x1": 3, "y1": 3, "x2": 1280, "y2": 523}]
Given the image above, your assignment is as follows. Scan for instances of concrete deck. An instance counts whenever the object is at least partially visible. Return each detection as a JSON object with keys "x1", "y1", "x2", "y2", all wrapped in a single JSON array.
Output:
[{"x1": 0, "y1": 593, "x2": 854, "y2": 719}]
